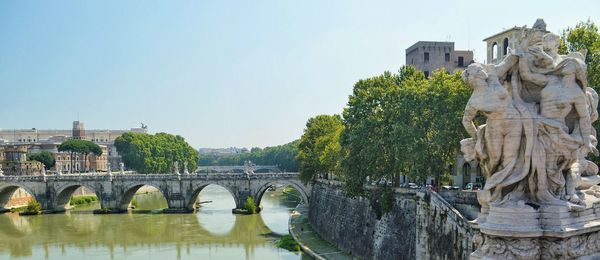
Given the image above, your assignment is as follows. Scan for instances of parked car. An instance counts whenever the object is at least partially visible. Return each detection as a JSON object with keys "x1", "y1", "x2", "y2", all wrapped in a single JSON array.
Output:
[
  {"x1": 407, "y1": 183, "x2": 419, "y2": 189},
  {"x1": 442, "y1": 185, "x2": 462, "y2": 191},
  {"x1": 464, "y1": 182, "x2": 482, "y2": 191}
]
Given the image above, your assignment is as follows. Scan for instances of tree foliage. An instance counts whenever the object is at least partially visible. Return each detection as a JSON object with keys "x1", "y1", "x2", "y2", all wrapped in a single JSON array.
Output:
[
  {"x1": 296, "y1": 114, "x2": 344, "y2": 183},
  {"x1": 28, "y1": 151, "x2": 56, "y2": 170},
  {"x1": 198, "y1": 141, "x2": 299, "y2": 171},
  {"x1": 340, "y1": 67, "x2": 470, "y2": 196},
  {"x1": 560, "y1": 19, "x2": 600, "y2": 89},
  {"x1": 114, "y1": 132, "x2": 199, "y2": 174}
]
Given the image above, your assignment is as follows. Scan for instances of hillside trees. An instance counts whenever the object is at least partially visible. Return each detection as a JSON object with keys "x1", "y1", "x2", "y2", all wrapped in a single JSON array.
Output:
[{"x1": 198, "y1": 141, "x2": 299, "y2": 171}]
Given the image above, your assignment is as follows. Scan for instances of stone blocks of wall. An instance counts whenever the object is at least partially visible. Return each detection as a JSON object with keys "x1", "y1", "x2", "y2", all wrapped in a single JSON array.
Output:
[
  {"x1": 308, "y1": 182, "x2": 417, "y2": 259},
  {"x1": 416, "y1": 192, "x2": 475, "y2": 260},
  {"x1": 308, "y1": 182, "x2": 478, "y2": 260}
]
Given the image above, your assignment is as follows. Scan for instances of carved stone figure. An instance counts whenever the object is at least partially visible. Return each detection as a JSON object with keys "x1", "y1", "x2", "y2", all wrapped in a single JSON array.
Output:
[
  {"x1": 0, "y1": 165, "x2": 3, "y2": 176},
  {"x1": 119, "y1": 162, "x2": 124, "y2": 175},
  {"x1": 173, "y1": 161, "x2": 180, "y2": 175},
  {"x1": 183, "y1": 161, "x2": 190, "y2": 175},
  {"x1": 464, "y1": 19, "x2": 600, "y2": 259}
]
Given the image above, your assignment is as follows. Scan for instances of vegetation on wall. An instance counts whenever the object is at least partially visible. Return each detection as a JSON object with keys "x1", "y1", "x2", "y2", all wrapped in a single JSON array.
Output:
[{"x1": 245, "y1": 196, "x2": 257, "y2": 214}]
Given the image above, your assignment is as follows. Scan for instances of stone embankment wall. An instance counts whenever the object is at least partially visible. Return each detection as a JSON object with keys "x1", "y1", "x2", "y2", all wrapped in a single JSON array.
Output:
[
  {"x1": 416, "y1": 192, "x2": 475, "y2": 260},
  {"x1": 308, "y1": 181, "x2": 478, "y2": 260}
]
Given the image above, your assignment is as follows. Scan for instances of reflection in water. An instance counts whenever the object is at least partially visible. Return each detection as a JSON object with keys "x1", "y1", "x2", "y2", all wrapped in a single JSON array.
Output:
[{"x1": 0, "y1": 185, "x2": 304, "y2": 259}]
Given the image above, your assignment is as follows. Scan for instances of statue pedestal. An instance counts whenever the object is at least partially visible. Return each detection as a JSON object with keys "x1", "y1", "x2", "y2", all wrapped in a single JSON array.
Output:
[{"x1": 471, "y1": 192, "x2": 600, "y2": 259}]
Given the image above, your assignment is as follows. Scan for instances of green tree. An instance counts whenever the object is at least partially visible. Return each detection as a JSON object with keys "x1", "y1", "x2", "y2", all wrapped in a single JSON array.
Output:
[
  {"x1": 560, "y1": 19, "x2": 600, "y2": 89},
  {"x1": 115, "y1": 132, "x2": 199, "y2": 174},
  {"x1": 340, "y1": 66, "x2": 469, "y2": 196},
  {"x1": 296, "y1": 115, "x2": 344, "y2": 183},
  {"x1": 341, "y1": 71, "x2": 403, "y2": 195},
  {"x1": 393, "y1": 69, "x2": 470, "y2": 185},
  {"x1": 28, "y1": 151, "x2": 56, "y2": 170}
]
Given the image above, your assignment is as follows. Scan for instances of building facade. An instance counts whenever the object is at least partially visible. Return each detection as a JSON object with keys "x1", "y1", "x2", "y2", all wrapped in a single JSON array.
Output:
[
  {"x1": 0, "y1": 145, "x2": 43, "y2": 176},
  {"x1": 0, "y1": 121, "x2": 146, "y2": 171},
  {"x1": 405, "y1": 41, "x2": 474, "y2": 77}
]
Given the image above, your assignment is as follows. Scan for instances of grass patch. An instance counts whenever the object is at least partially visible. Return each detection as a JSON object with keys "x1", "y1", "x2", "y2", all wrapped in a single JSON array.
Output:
[
  {"x1": 70, "y1": 195, "x2": 98, "y2": 206},
  {"x1": 9, "y1": 205, "x2": 28, "y2": 213},
  {"x1": 275, "y1": 235, "x2": 300, "y2": 252}
]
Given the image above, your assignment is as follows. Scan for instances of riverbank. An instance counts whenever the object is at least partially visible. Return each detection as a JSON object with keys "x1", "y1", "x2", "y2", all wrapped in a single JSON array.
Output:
[{"x1": 289, "y1": 204, "x2": 352, "y2": 260}]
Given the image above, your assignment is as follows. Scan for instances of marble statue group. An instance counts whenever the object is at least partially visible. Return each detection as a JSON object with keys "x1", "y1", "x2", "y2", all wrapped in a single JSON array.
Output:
[
  {"x1": 463, "y1": 19, "x2": 600, "y2": 259},
  {"x1": 461, "y1": 19, "x2": 599, "y2": 211}
]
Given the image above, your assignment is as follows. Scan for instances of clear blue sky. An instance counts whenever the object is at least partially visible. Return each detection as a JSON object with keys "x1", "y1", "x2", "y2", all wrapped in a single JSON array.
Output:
[{"x1": 0, "y1": 1, "x2": 598, "y2": 148}]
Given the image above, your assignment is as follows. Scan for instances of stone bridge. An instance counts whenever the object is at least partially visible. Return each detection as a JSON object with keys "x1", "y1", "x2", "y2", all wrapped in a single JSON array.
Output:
[{"x1": 0, "y1": 172, "x2": 310, "y2": 213}]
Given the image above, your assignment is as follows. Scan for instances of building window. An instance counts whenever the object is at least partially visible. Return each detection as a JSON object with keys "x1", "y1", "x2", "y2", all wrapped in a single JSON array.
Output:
[
  {"x1": 458, "y1": 56, "x2": 464, "y2": 67},
  {"x1": 424, "y1": 71, "x2": 429, "y2": 78},
  {"x1": 463, "y1": 163, "x2": 471, "y2": 180},
  {"x1": 503, "y1": 38, "x2": 509, "y2": 56},
  {"x1": 492, "y1": 42, "x2": 498, "y2": 61},
  {"x1": 476, "y1": 164, "x2": 485, "y2": 183},
  {"x1": 424, "y1": 52, "x2": 429, "y2": 63},
  {"x1": 445, "y1": 53, "x2": 450, "y2": 62}
]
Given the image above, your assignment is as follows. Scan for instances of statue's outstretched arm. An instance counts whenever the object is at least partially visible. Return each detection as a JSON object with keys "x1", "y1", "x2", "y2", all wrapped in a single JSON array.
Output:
[{"x1": 495, "y1": 53, "x2": 518, "y2": 77}]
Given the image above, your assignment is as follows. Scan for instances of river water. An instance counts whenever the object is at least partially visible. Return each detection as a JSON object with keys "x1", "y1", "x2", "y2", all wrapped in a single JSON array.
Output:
[{"x1": 0, "y1": 185, "x2": 306, "y2": 260}]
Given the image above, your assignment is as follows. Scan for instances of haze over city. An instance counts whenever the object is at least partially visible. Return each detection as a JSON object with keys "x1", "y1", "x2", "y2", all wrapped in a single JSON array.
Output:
[{"x1": 1, "y1": 0, "x2": 598, "y2": 148}]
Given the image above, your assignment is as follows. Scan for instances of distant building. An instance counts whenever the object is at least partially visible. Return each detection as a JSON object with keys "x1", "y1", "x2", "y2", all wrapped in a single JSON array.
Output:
[
  {"x1": 0, "y1": 145, "x2": 42, "y2": 176},
  {"x1": 0, "y1": 121, "x2": 147, "y2": 170},
  {"x1": 483, "y1": 22, "x2": 548, "y2": 64},
  {"x1": 405, "y1": 41, "x2": 474, "y2": 77}
]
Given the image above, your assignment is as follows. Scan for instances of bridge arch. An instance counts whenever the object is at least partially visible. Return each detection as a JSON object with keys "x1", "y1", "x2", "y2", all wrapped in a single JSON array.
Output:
[
  {"x1": 253, "y1": 180, "x2": 309, "y2": 208},
  {"x1": 119, "y1": 183, "x2": 169, "y2": 211},
  {"x1": 53, "y1": 184, "x2": 101, "y2": 211},
  {"x1": 0, "y1": 183, "x2": 39, "y2": 210},
  {"x1": 186, "y1": 183, "x2": 240, "y2": 211}
]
